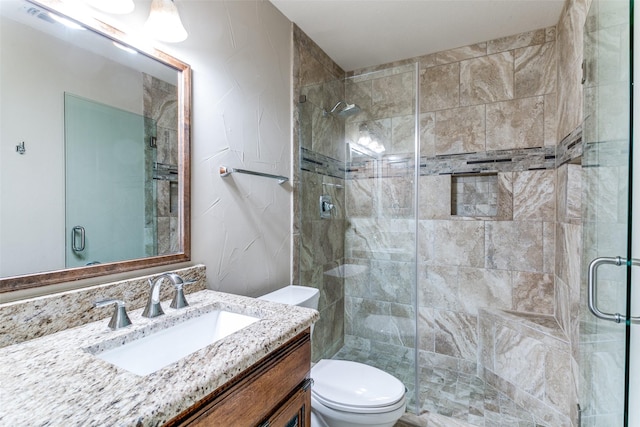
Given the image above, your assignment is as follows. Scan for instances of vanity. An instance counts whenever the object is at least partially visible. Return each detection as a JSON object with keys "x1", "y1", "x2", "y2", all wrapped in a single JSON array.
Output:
[{"x1": 0, "y1": 267, "x2": 318, "y2": 426}]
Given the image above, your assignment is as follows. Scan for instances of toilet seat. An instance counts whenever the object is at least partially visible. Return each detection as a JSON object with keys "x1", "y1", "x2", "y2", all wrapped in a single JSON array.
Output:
[{"x1": 311, "y1": 359, "x2": 406, "y2": 414}]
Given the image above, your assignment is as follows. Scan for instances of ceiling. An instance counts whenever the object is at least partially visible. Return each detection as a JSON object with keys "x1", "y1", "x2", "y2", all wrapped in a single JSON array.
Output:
[{"x1": 269, "y1": 0, "x2": 566, "y2": 71}]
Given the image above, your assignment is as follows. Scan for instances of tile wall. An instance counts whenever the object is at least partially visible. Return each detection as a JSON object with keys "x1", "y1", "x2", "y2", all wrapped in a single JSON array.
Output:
[
  {"x1": 293, "y1": 0, "x2": 593, "y2": 423},
  {"x1": 293, "y1": 26, "x2": 348, "y2": 361},
  {"x1": 143, "y1": 74, "x2": 180, "y2": 256}
]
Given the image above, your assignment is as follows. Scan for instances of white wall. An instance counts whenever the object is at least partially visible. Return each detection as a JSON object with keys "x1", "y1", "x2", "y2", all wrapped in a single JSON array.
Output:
[{"x1": 0, "y1": 16, "x2": 144, "y2": 278}]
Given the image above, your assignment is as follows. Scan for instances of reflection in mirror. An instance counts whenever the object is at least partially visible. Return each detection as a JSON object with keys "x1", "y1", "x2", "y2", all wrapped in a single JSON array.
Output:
[{"x1": 0, "y1": 0, "x2": 191, "y2": 293}]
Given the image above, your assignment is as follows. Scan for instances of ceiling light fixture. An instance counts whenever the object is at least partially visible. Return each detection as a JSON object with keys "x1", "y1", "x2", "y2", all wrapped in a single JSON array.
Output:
[
  {"x1": 85, "y1": 0, "x2": 135, "y2": 14},
  {"x1": 144, "y1": 0, "x2": 188, "y2": 43}
]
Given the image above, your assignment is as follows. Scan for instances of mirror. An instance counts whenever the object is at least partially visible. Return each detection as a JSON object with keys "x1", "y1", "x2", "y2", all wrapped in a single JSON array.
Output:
[{"x1": 0, "y1": 0, "x2": 191, "y2": 293}]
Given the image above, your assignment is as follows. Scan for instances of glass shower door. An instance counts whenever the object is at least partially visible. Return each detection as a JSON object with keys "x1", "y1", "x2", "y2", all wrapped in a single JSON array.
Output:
[
  {"x1": 64, "y1": 93, "x2": 151, "y2": 267},
  {"x1": 341, "y1": 64, "x2": 419, "y2": 412},
  {"x1": 580, "y1": 0, "x2": 633, "y2": 424},
  {"x1": 297, "y1": 63, "x2": 419, "y2": 412}
]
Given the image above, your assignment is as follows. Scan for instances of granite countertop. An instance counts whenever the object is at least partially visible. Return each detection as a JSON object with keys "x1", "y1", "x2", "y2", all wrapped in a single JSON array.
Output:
[{"x1": 0, "y1": 290, "x2": 319, "y2": 426}]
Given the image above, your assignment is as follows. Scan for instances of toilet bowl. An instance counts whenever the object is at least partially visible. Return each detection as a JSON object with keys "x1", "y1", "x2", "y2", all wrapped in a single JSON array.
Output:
[
  {"x1": 310, "y1": 359, "x2": 406, "y2": 427},
  {"x1": 259, "y1": 285, "x2": 407, "y2": 427}
]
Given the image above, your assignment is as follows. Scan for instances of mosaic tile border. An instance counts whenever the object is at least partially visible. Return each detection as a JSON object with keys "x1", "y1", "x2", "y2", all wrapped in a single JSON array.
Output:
[
  {"x1": 303, "y1": 135, "x2": 585, "y2": 182},
  {"x1": 300, "y1": 147, "x2": 346, "y2": 179},
  {"x1": 345, "y1": 146, "x2": 558, "y2": 180},
  {"x1": 421, "y1": 146, "x2": 556, "y2": 176},
  {"x1": 555, "y1": 125, "x2": 583, "y2": 166}
]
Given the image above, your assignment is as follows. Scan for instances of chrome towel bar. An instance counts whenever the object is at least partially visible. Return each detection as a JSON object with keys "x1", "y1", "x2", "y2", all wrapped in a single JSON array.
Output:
[{"x1": 219, "y1": 165, "x2": 288, "y2": 184}]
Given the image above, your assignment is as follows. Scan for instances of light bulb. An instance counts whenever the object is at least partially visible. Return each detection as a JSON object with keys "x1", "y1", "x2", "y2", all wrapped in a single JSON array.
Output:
[{"x1": 144, "y1": 0, "x2": 188, "y2": 43}]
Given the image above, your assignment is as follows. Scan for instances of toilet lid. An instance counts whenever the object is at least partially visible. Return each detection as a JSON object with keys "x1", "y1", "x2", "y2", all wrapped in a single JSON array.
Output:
[{"x1": 311, "y1": 359, "x2": 406, "y2": 411}]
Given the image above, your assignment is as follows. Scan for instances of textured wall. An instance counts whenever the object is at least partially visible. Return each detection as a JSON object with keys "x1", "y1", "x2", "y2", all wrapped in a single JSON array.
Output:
[{"x1": 175, "y1": 1, "x2": 293, "y2": 297}]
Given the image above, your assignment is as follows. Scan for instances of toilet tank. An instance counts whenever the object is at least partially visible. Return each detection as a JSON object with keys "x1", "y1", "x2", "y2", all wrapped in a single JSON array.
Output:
[{"x1": 258, "y1": 285, "x2": 319, "y2": 310}]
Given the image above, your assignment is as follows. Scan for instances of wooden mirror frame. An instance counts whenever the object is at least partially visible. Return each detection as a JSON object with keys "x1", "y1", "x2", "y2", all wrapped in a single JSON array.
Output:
[{"x1": 1, "y1": 0, "x2": 191, "y2": 293}]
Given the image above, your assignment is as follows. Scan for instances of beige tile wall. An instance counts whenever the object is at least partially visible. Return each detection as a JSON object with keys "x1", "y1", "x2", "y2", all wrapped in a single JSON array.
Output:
[
  {"x1": 293, "y1": 26, "x2": 347, "y2": 361},
  {"x1": 557, "y1": 0, "x2": 592, "y2": 142},
  {"x1": 412, "y1": 29, "x2": 558, "y2": 370},
  {"x1": 411, "y1": 27, "x2": 558, "y2": 157}
]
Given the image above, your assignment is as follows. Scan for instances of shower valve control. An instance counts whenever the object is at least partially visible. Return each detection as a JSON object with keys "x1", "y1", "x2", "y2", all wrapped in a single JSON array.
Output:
[{"x1": 320, "y1": 195, "x2": 335, "y2": 219}]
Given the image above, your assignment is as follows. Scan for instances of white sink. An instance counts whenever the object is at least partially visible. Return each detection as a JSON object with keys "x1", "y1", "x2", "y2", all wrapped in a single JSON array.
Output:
[{"x1": 92, "y1": 310, "x2": 260, "y2": 376}]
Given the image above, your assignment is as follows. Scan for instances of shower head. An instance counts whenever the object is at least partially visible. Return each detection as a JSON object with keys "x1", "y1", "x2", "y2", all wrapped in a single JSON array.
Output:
[{"x1": 323, "y1": 101, "x2": 361, "y2": 118}]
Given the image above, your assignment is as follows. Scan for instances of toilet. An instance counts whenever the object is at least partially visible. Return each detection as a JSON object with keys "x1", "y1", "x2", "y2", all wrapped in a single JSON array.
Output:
[
  {"x1": 259, "y1": 285, "x2": 407, "y2": 427},
  {"x1": 258, "y1": 284, "x2": 320, "y2": 309}
]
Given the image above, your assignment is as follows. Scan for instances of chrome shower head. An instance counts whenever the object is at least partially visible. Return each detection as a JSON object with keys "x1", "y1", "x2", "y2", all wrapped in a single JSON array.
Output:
[
  {"x1": 323, "y1": 101, "x2": 361, "y2": 118},
  {"x1": 336, "y1": 103, "x2": 361, "y2": 117}
]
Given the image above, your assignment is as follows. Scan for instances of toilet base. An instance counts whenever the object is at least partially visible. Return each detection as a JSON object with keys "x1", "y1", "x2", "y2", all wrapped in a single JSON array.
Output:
[
  {"x1": 310, "y1": 393, "x2": 406, "y2": 427},
  {"x1": 310, "y1": 409, "x2": 329, "y2": 427}
]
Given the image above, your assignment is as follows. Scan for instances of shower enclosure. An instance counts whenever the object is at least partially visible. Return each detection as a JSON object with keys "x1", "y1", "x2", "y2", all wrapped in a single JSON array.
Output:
[
  {"x1": 294, "y1": 0, "x2": 636, "y2": 421},
  {"x1": 296, "y1": 62, "x2": 540, "y2": 421}
]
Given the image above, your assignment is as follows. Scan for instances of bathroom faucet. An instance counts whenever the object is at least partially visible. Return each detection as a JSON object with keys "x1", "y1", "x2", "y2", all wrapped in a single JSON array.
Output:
[
  {"x1": 142, "y1": 273, "x2": 195, "y2": 318},
  {"x1": 94, "y1": 298, "x2": 132, "y2": 330}
]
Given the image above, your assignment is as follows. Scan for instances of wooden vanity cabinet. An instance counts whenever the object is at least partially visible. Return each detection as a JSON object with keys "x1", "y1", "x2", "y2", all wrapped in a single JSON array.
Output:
[
  {"x1": 260, "y1": 379, "x2": 311, "y2": 427},
  {"x1": 166, "y1": 329, "x2": 311, "y2": 427}
]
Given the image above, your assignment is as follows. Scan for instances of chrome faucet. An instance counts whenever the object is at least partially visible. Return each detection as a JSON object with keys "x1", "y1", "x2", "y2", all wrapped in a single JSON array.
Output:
[
  {"x1": 94, "y1": 299, "x2": 132, "y2": 330},
  {"x1": 170, "y1": 275, "x2": 192, "y2": 309},
  {"x1": 143, "y1": 273, "x2": 196, "y2": 318}
]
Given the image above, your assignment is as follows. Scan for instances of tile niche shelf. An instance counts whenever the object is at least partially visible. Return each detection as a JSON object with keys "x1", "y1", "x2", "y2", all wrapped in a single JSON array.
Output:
[{"x1": 451, "y1": 173, "x2": 499, "y2": 218}]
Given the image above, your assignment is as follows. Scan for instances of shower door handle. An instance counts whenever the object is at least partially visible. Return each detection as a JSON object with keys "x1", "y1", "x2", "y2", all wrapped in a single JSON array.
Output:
[
  {"x1": 72, "y1": 226, "x2": 85, "y2": 252},
  {"x1": 588, "y1": 256, "x2": 640, "y2": 322}
]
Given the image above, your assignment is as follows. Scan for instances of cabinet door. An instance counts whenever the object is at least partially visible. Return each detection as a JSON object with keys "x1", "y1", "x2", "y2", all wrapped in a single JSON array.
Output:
[{"x1": 262, "y1": 379, "x2": 312, "y2": 427}]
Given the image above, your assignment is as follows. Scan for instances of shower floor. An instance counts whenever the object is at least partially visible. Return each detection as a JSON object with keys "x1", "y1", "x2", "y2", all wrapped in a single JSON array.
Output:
[{"x1": 332, "y1": 344, "x2": 536, "y2": 427}]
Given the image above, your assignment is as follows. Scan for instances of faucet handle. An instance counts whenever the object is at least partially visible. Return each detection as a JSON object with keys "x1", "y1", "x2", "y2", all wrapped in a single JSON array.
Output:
[
  {"x1": 170, "y1": 279, "x2": 197, "y2": 309},
  {"x1": 94, "y1": 299, "x2": 132, "y2": 330},
  {"x1": 142, "y1": 278, "x2": 165, "y2": 318}
]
